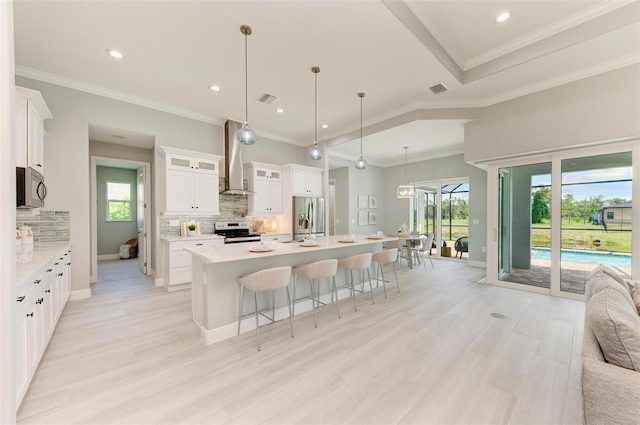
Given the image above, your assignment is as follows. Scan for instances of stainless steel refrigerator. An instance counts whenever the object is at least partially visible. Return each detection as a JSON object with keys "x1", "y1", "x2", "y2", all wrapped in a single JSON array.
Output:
[{"x1": 293, "y1": 197, "x2": 325, "y2": 239}]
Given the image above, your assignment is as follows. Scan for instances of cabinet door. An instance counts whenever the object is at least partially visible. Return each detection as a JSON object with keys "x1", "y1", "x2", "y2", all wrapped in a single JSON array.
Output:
[
  {"x1": 43, "y1": 277, "x2": 54, "y2": 339},
  {"x1": 193, "y1": 173, "x2": 219, "y2": 213},
  {"x1": 27, "y1": 103, "x2": 44, "y2": 173},
  {"x1": 268, "y1": 180, "x2": 283, "y2": 213},
  {"x1": 292, "y1": 169, "x2": 307, "y2": 195},
  {"x1": 268, "y1": 170, "x2": 282, "y2": 181},
  {"x1": 15, "y1": 303, "x2": 29, "y2": 404},
  {"x1": 306, "y1": 171, "x2": 323, "y2": 196},
  {"x1": 194, "y1": 158, "x2": 219, "y2": 174},
  {"x1": 166, "y1": 154, "x2": 194, "y2": 171},
  {"x1": 166, "y1": 170, "x2": 194, "y2": 212},
  {"x1": 252, "y1": 179, "x2": 269, "y2": 213}
]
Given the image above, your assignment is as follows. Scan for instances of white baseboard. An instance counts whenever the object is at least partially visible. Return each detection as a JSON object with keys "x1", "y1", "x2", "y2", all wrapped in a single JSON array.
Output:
[
  {"x1": 97, "y1": 254, "x2": 120, "y2": 261},
  {"x1": 154, "y1": 277, "x2": 164, "y2": 287},
  {"x1": 199, "y1": 286, "x2": 353, "y2": 345},
  {"x1": 166, "y1": 282, "x2": 190, "y2": 292},
  {"x1": 69, "y1": 288, "x2": 91, "y2": 300},
  {"x1": 468, "y1": 260, "x2": 487, "y2": 268},
  {"x1": 148, "y1": 267, "x2": 155, "y2": 277}
]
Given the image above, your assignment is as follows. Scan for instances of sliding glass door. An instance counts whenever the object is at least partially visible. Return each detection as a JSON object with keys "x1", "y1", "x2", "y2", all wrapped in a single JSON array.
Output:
[{"x1": 490, "y1": 143, "x2": 637, "y2": 299}]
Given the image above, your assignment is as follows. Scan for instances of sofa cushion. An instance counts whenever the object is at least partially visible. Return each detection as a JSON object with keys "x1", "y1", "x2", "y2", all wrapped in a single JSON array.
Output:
[
  {"x1": 589, "y1": 265, "x2": 630, "y2": 293},
  {"x1": 586, "y1": 284, "x2": 640, "y2": 371},
  {"x1": 629, "y1": 281, "x2": 640, "y2": 316},
  {"x1": 588, "y1": 271, "x2": 635, "y2": 307}
]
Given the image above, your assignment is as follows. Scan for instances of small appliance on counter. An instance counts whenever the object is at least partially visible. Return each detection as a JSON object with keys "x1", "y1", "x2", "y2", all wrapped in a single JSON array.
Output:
[
  {"x1": 19, "y1": 225, "x2": 33, "y2": 245},
  {"x1": 17, "y1": 167, "x2": 46, "y2": 208}
]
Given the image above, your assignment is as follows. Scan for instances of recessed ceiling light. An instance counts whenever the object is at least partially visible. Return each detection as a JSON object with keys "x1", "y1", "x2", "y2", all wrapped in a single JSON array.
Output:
[
  {"x1": 111, "y1": 135, "x2": 125, "y2": 139},
  {"x1": 106, "y1": 49, "x2": 124, "y2": 59},
  {"x1": 276, "y1": 108, "x2": 284, "y2": 113},
  {"x1": 322, "y1": 124, "x2": 329, "y2": 129},
  {"x1": 209, "y1": 85, "x2": 221, "y2": 92},
  {"x1": 495, "y1": 11, "x2": 512, "y2": 23}
]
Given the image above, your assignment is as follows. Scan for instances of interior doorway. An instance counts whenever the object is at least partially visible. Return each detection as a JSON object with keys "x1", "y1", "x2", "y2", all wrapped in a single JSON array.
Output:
[{"x1": 90, "y1": 157, "x2": 151, "y2": 282}]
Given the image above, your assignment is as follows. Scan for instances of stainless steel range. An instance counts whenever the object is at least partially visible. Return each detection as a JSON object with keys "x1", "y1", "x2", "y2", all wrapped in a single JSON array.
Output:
[{"x1": 214, "y1": 222, "x2": 261, "y2": 244}]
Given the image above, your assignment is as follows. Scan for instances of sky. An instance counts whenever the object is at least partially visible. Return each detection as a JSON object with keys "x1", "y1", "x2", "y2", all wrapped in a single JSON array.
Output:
[{"x1": 531, "y1": 166, "x2": 632, "y2": 203}]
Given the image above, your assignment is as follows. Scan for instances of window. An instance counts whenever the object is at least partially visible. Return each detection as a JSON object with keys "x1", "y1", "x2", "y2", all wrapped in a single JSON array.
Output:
[
  {"x1": 607, "y1": 211, "x2": 615, "y2": 220},
  {"x1": 106, "y1": 181, "x2": 131, "y2": 221}
]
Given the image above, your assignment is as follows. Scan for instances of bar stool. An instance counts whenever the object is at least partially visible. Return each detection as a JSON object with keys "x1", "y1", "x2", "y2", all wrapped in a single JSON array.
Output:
[
  {"x1": 338, "y1": 252, "x2": 374, "y2": 311},
  {"x1": 371, "y1": 248, "x2": 400, "y2": 298},
  {"x1": 237, "y1": 266, "x2": 293, "y2": 351},
  {"x1": 292, "y1": 259, "x2": 340, "y2": 328}
]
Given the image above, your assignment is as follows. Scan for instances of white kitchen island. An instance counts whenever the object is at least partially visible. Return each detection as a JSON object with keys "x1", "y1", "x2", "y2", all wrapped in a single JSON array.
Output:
[{"x1": 184, "y1": 235, "x2": 397, "y2": 345}]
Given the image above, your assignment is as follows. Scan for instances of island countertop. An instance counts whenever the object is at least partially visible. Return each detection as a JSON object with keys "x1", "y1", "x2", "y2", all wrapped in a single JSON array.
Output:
[{"x1": 184, "y1": 235, "x2": 396, "y2": 264}]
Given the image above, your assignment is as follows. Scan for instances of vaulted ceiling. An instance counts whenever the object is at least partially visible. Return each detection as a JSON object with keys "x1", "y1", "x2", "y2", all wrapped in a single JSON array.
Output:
[{"x1": 13, "y1": 1, "x2": 640, "y2": 166}]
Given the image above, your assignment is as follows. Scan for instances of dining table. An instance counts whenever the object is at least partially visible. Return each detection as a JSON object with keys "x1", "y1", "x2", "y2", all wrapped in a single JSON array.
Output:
[{"x1": 396, "y1": 234, "x2": 428, "y2": 269}]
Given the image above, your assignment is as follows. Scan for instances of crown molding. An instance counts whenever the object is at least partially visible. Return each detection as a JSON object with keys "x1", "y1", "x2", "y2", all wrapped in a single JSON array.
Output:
[
  {"x1": 482, "y1": 53, "x2": 640, "y2": 107},
  {"x1": 328, "y1": 145, "x2": 464, "y2": 168},
  {"x1": 465, "y1": 1, "x2": 635, "y2": 70},
  {"x1": 253, "y1": 129, "x2": 306, "y2": 147},
  {"x1": 15, "y1": 66, "x2": 226, "y2": 126}
]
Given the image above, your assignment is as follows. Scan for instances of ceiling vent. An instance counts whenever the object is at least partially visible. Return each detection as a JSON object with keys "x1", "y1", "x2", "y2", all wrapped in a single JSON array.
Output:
[
  {"x1": 428, "y1": 83, "x2": 449, "y2": 95},
  {"x1": 258, "y1": 93, "x2": 277, "y2": 104}
]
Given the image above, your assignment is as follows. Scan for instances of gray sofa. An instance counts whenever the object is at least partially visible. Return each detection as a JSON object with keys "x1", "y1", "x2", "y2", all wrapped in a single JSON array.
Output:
[{"x1": 582, "y1": 267, "x2": 640, "y2": 425}]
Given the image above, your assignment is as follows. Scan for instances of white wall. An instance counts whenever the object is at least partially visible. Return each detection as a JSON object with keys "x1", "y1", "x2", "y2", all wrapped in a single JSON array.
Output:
[
  {"x1": 329, "y1": 167, "x2": 349, "y2": 235},
  {"x1": 465, "y1": 65, "x2": 640, "y2": 163},
  {"x1": 348, "y1": 164, "x2": 385, "y2": 234},
  {"x1": 383, "y1": 154, "x2": 487, "y2": 264},
  {"x1": 16, "y1": 76, "x2": 220, "y2": 295},
  {"x1": 0, "y1": 1, "x2": 16, "y2": 422},
  {"x1": 96, "y1": 167, "x2": 138, "y2": 255}
]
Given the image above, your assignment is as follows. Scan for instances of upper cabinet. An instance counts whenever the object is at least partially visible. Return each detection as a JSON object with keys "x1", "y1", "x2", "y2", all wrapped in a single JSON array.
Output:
[
  {"x1": 160, "y1": 146, "x2": 223, "y2": 214},
  {"x1": 15, "y1": 87, "x2": 52, "y2": 176},
  {"x1": 284, "y1": 164, "x2": 323, "y2": 197},
  {"x1": 245, "y1": 162, "x2": 283, "y2": 214}
]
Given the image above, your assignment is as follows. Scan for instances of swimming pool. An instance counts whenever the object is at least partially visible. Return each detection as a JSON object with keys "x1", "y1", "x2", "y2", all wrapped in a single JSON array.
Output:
[{"x1": 531, "y1": 248, "x2": 631, "y2": 268}]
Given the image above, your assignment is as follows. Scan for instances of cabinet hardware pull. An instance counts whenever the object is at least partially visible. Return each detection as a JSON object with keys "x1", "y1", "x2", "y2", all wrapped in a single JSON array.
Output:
[
  {"x1": 17, "y1": 296, "x2": 25, "y2": 302},
  {"x1": 27, "y1": 312, "x2": 34, "y2": 317},
  {"x1": 45, "y1": 290, "x2": 51, "y2": 293},
  {"x1": 66, "y1": 263, "x2": 71, "y2": 265},
  {"x1": 46, "y1": 268, "x2": 52, "y2": 272},
  {"x1": 58, "y1": 273, "x2": 64, "y2": 277},
  {"x1": 64, "y1": 253, "x2": 68, "y2": 256},
  {"x1": 54, "y1": 262, "x2": 59, "y2": 265},
  {"x1": 36, "y1": 298, "x2": 43, "y2": 304},
  {"x1": 36, "y1": 164, "x2": 42, "y2": 167},
  {"x1": 196, "y1": 243, "x2": 203, "y2": 246},
  {"x1": 34, "y1": 279, "x2": 41, "y2": 284}
]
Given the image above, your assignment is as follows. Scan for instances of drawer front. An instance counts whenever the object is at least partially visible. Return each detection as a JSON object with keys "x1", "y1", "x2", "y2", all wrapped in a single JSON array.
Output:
[
  {"x1": 169, "y1": 267, "x2": 191, "y2": 285},
  {"x1": 169, "y1": 239, "x2": 223, "y2": 251},
  {"x1": 170, "y1": 251, "x2": 192, "y2": 268}
]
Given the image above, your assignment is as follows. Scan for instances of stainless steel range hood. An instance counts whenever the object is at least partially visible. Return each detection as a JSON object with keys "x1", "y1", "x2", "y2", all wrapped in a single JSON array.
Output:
[{"x1": 222, "y1": 120, "x2": 255, "y2": 195}]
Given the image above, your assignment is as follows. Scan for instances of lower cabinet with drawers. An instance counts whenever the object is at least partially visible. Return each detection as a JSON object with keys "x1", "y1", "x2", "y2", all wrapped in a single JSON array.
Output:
[
  {"x1": 15, "y1": 243, "x2": 72, "y2": 407},
  {"x1": 162, "y1": 237, "x2": 224, "y2": 291}
]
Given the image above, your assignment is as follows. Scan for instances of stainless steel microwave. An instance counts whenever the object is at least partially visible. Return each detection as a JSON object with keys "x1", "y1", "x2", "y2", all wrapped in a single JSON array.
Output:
[{"x1": 17, "y1": 167, "x2": 46, "y2": 208}]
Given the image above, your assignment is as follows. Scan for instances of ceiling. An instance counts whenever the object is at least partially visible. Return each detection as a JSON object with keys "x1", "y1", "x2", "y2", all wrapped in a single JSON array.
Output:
[
  {"x1": 13, "y1": 1, "x2": 640, "y2": 166},
  {"x1": 89, "y1": 124, "x2": 155, "y2": 149}
]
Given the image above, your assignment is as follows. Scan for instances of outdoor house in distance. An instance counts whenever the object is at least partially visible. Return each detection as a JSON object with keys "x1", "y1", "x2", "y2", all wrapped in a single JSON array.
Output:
[{"x1": 599, "y1": 201, "x2": 633, "y2": 227}]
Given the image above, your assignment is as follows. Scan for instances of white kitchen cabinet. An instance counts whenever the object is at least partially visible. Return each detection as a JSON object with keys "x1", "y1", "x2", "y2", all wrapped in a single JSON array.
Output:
[
  {"x1": 15, "y1": 244, "x2": 72, "y2": 407},
  {"x1": 260, "y1": 233, "x2": 291, "y2": 242},
  {"x1": 245, "y1": 162, "x2": 283, "y2": 214},
  {"x1": 15, "y1": 86, "x2": 52, "y2": 176},
  {"x1": 286, "y1": 165, "x2": 323, "y2": 197},
  {"x1": 162, "y1": 237, "x2": 224, "y2": 291},
  {"x1": 160, "y1": 146, "x2": 223, "y2": 214}
]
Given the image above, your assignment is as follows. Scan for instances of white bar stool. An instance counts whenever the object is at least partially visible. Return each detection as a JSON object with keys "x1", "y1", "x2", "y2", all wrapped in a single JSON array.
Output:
[
  {"x1": 371, "y1": 248, "x2": 400, "y2": 298},
  {"x1": 292, "y1": 259, "x2": 340, "y2": 328},
  {"x1": 237, "y1": 266, "x2": 293, "y2": 351},
  {"x1": 338, "y1": 252, "x2": 374, "y2": 311}
]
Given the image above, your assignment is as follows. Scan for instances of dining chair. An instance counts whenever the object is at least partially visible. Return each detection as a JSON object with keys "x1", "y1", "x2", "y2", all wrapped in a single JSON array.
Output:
[{"x1": 412, "y1": 234, "x2": 435, "y2": 270}]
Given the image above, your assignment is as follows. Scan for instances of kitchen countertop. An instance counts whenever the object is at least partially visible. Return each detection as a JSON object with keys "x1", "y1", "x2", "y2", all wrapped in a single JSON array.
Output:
[
  {"x1": 16, "y1": 241, "x2": 72, "y2": 285},
  {"x1": 161, "y1": 235, "x2": 225, "y2": 242},
  {"x1": 185, "y1": 235, "x2": 395, "y2": 264}
]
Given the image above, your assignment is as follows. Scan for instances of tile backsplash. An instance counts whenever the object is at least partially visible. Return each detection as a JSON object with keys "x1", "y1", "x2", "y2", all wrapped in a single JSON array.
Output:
[
  {"x1": 16, "y1": 209, "x2": 70, "y2": 243},
  {"x1": 159, "y1": 177, "x2": 279, "y2": 237}
]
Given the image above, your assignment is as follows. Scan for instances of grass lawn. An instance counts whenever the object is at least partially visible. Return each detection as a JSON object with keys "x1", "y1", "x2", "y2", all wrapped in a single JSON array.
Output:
[{"x1": 531, "y1": 219, "x2": 631, "y2": 253}]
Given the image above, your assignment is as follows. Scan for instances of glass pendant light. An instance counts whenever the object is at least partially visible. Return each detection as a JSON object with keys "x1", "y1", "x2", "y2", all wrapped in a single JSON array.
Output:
[
  {"x1": 236, "y1": 25, "x2": 257, "y2": 145},
  {"x1": 308, "y1": 66, "x2": 323, "y2": 160},
  {"x1": 397, "y1": 146, "x2": 416, "y2": 198},
  {"x1": 354, "y1": 92, "x2": 368, "y2": 170}
]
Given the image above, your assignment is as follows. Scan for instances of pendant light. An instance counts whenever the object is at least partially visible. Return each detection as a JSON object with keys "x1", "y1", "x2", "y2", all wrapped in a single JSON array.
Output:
[
  {"x1": 308, "y1": 66, "x2": 323, "y2": 160},
  {"x1": 397, "y1": 146, "x2": 416, "y2": 198},
  {"x1": 354, "y1": 92, "x2": 368, "y2": 170},
  {"x1": 236, "y1": 25, "x2": 257, "y2": 145}
]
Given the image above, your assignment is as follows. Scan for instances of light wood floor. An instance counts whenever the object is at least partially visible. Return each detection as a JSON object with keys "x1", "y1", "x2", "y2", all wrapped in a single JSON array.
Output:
[{"x1": 18, "y1": 258, "x2": 585, "y2": 425}]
